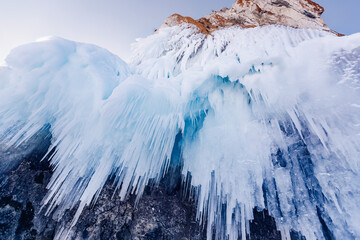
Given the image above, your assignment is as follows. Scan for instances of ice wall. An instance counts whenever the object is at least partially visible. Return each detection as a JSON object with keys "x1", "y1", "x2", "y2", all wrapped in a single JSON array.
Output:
[{"x1": 1, "y1": 26, "x2": 360, "y2": 239}]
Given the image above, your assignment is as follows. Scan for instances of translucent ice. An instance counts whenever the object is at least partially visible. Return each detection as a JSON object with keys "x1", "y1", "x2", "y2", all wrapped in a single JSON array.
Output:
[{"x1": 1, "y1": 26, "x2": 360, "y2": 239}]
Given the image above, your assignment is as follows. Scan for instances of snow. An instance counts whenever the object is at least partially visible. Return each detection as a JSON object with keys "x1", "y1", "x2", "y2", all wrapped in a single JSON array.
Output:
[{"x1": 1, "y1": 26, "x2": 360, "y2": 239}]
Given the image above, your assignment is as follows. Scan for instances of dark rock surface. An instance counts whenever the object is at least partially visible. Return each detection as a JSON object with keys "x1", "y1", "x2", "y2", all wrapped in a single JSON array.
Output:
[{"x1": 0, "y1": 131, "x2": 291, "y2": 240}]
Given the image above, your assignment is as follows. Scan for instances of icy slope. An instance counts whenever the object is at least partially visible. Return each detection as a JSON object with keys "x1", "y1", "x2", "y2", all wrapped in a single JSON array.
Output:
[{"x1": 1, "y1": 26, "x2": 360, "y2": 240}]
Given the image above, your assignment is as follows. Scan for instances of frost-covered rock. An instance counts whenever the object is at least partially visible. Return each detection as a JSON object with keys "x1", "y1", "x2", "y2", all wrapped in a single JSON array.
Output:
[{"x1": 160, "y1": 0, "x2": 342, "y2": 36}]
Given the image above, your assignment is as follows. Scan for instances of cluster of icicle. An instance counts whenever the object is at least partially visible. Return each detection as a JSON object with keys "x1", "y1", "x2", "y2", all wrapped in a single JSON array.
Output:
[{"x1": 1, "y1": 24, "x2": 360, "y2": 239}]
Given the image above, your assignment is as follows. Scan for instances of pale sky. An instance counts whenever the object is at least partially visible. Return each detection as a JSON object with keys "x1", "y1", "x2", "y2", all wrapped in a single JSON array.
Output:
[{"x1": 0, "y1": 0, "x2": 359, "y2": 63}]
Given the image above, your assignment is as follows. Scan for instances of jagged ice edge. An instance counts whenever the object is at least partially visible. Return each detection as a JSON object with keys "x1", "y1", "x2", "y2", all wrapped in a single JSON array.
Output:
[{"x1": 0, "y1": 25, "x2": 360, "y2": 239}]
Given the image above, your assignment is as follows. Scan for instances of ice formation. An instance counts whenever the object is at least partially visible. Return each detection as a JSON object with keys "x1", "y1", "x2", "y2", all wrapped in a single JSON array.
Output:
[{"x1": 1, "y1": 9, "x2": 360, "y2": 240}]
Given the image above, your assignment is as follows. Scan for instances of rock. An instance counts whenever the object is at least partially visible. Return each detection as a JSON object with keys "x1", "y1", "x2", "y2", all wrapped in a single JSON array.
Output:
[
  {"x1": 159, "y1": 0, "x2": 342, "y2": 36},
  {"x1": 0, "y1": 130, "x2": 289, "y2": 239}
]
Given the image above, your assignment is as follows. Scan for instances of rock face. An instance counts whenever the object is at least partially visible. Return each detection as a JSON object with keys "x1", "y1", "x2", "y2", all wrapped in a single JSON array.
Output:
[
  {"x1": 160, "y1": 0, "x2": 342, "y2": 36},
  {"x1": 0, "y1": 130, "x2": 291, "y2": 239}
]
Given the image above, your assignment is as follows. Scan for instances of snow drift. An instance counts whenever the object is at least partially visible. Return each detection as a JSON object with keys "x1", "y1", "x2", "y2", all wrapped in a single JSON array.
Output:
[{"x1": 1, "y1": 26, "x2": 360, "y2": 239}]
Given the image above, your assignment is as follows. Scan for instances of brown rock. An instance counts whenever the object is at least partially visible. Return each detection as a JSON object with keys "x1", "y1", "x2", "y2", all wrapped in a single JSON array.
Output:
[{"x1": 159, "y1": 0, "x2": 343, "y2": 36}]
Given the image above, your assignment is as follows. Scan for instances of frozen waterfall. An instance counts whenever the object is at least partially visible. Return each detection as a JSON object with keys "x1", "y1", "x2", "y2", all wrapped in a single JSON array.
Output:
[{"x1": 1, "y1": 25, "x2": 360, "y2": 239}]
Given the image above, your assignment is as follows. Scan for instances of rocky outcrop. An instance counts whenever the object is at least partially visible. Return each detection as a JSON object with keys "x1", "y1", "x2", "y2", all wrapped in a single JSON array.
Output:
[
  {"x1": 0, "y1": 129, "x2": 204, "y2": 240},
  {"x1": 159, "y1": 0, "x2": 342, "y2": 36},
  {"x1": 0, "y1": 129, "x2": 294, "y2": 240}
]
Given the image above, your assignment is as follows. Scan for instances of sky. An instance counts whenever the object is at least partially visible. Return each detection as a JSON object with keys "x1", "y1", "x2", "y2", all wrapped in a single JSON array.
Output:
[{"x1": 0, "y1": 0, "x2": 359, "y2": 63}]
